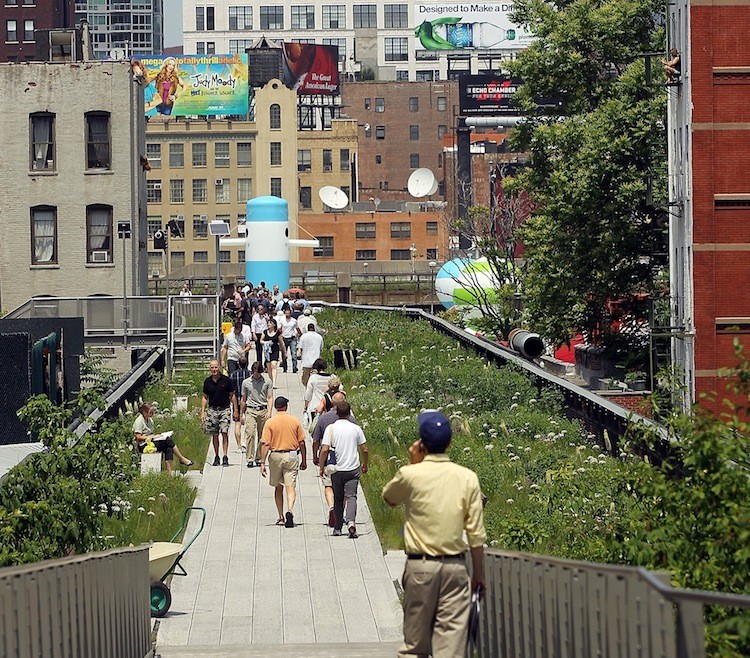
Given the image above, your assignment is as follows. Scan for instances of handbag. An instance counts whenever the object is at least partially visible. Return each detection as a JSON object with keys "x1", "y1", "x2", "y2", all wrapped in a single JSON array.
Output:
[{"x1": 323, "y1": 427, "x2": 338, "y2": 476}]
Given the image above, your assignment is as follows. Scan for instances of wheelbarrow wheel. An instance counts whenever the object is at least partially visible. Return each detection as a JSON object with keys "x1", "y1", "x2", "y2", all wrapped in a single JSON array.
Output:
[{"x1": 150, "y1": 581, "x2": 172, "y2": 618}]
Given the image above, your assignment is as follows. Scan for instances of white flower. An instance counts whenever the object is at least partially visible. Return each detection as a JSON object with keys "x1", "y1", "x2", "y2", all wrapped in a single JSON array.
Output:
[
  {"x1": 147, "y1": 511, "x2": 156, "y2": 517},
  {"x1": 111, "y1": 505, "x2": 120, "y2": 513},
  {"x1": 148, "y1": 496, "x2": 156, "y2": 502},
  {"x1": 484, "y1": 444, "x2": 494, "y2": 451},
  {"x1": 506, "y1": 498, "x2": 514, "y2": 504},
  {"x1": 510, "y1": 403, "x2": 518, "y2": 410},
  {"x1": 137, "y1": 506, "x2": 146, "y2": 513}
]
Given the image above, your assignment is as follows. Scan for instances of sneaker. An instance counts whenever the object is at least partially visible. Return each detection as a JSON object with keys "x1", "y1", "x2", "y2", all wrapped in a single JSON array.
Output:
[
  {"x1": 236, "y1": 447, "x2": 244, "y2": 454},
  {"x1": 241, "y1": 444, "x2": 247, "y2": 451},
  {"x1": 332, "y1": 529, "x2": 342, "y2": 537},
  {"x1": 222, "y1": 455, "x2": 229, "y2": 467},
  {"x1": 348, "y1": 525, "x2": 358, "y2": 539},
  {"x1": 328, "y1": 507, "x2": 336, "y2": 528},
  {"x1": 247, "y1": 461, "x2": 254, "y2": 468},
  {"x1": 255, "y1": 460, "x2": 262, "y2": 467},
  {"x1": 285, "y1": 511, "x2": 294, "y2": 528},
  {"x1": 293, "y1": 368, "x2": 298, "y2": 373},
  {"x1": 213, "y1": 455, "x2": 220, "y2": 467}
]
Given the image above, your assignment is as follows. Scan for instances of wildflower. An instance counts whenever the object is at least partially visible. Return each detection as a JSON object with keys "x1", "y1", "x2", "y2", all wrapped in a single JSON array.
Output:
[
  {"x1": 463, "y1": 447, "x2": 471, "y2": 453},
  {"x1": 506, "y1": 498, "x2": 514, "y2": 504},
  {"x1": 484, "y1": 444, "x2": 494, "y2": 451},
  {"x1": 137, "y1": 506, "x2": 145, "y2": 513},
  {"x1": 510, "y1": 403, "x2": 518, "y2": 410},
  {"x1": 111, "y1": 505, "x2": 120, "y2": 513},
  {"x1": 147, "y1": 511, "x2": 156, "y2": 517},
  {"x1": 98, "y1": 503, "x2": 107, "y2": 511},
  {"x1": 148, "y1": 496, "x2": 156, "y2": 502}
]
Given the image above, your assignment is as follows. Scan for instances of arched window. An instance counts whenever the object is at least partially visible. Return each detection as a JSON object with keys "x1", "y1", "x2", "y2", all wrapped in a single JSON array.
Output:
[{"x1": 269, "y1": 103, "x2": 281, "y2": 129}]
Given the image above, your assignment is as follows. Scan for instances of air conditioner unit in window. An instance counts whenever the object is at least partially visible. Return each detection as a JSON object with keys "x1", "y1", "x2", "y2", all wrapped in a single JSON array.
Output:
[
  {"x1": 91, "y1": 251, "x2": 110, "y2": 263},
  {"x1": 176, "y1": 214, "x2": 184, "y2": 221},
  {"x1": 153, "y1": 182, "x2": 162, "y2": 190},
  {"x1": 215, "y1": 178, "x2": 224, "y2": 186},
  {"x1": 151, "y1": 269, "x2": 161, "y2": 278},
  {"x1": 199, "y1": 214, "x2": 208, "y2": 221}
]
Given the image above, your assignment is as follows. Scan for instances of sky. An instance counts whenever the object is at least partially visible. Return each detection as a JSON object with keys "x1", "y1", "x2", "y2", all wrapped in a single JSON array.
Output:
[{"x1": 164, "y1": 0, "x2": 183, "y2": 49}]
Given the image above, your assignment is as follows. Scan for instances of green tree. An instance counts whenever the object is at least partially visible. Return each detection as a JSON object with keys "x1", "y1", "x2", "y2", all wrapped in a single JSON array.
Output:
[{"x1": 505, "y1": 0, "x2": 668, "y2": 345}]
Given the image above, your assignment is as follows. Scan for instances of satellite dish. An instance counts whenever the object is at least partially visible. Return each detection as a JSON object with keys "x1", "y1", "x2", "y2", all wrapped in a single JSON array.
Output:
[
  {"x1": 109, "y1": 48, "x2": 126, "y2": 60},
  {"x1": 374, "y1": 197, "x2": 381, "y2": 208},
  {"x1": 428, "y1": 177, "x2": 439, "y2": 196},
  {"x1": 319, "y1": 186, "x2": 349, "y2": 210},
  {"x1": 408, "y1": 168, "x2": 438, "y2": 198}
]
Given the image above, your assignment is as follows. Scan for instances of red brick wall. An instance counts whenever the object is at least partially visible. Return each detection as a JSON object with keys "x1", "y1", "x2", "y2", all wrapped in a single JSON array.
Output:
[{"x1": 0, "y1": 0, "x2": 75, "y2": 62}]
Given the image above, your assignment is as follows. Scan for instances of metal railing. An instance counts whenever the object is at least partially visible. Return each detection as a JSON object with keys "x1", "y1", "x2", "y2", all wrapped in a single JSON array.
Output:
[
  {"x1": 479, "y1": 549, "x2": 750, "y2": 658},
  {"x1": 0, "y1": 545, "x2": 153, "y2": 658}
]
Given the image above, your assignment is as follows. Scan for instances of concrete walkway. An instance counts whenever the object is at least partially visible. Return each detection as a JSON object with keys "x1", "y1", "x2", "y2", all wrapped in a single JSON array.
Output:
[{"x1": 156, "y1": 369, "x2": 403, "y2": 656}]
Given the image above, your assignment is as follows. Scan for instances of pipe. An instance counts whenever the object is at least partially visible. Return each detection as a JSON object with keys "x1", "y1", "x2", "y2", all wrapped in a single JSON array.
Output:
[
  {"x1": 508, "y1": 328, "x2": 544, "y2": 359},
  {"x1": 464, "y1": 116, "x2": 524, "y2": 127}
]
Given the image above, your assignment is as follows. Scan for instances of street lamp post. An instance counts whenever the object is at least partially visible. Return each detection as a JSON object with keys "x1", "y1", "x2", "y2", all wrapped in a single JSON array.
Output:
[
  {"x1": 209, "y1": 220, "x2": 231, "y2": 359},
  {"x1": 409, "y1": 244, "x2": 417, "y2": 281},
  {"x1": 428, "y1": 260, "x2": 437, "y2": 315}
]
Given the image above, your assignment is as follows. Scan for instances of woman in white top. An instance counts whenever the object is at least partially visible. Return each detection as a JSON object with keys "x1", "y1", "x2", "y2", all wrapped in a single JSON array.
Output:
[
  {"x1": 132, "y1": 402, "x2": 193, "y2": 474},
  {"x1": 303, "y1": 358, "x2": 333, "y2": 418}
]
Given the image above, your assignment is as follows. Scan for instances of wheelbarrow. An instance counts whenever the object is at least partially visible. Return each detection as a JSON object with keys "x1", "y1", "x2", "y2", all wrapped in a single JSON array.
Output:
[{"x1": 148, "y1": 506, "x2": 206, "y2": 618}]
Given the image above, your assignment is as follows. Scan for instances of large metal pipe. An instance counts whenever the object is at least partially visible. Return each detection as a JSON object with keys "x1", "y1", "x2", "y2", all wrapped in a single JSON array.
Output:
[
  {"x1": 464, "y1": 116, "x2": 524, "y2": 127},
  {"x1": 508, "y1": 328, "x2": 544, "y2": 359}
]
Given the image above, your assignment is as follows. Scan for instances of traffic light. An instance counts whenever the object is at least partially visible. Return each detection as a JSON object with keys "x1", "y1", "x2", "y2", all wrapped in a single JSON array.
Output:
[
  {"x1": 154, "y1": 229, "x2": 167, "y2": 250},
  {"x1": 167, "y1": 218, "x2": 183, "y2": 238}
]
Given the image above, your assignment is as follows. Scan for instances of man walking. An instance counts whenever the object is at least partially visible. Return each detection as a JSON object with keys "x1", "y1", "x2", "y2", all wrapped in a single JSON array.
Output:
[
  {"x1": 230, "y1": 355, "x2": 251, "y2": 454},
  {"x1": 319, "y1": 401, "x2": 368, "y2": 538},
  {"x1": 260, "y1": 396, "x2": 307, "y2": 527},
  {"x1": 240, "y1": 361, "x2": 273, "y2": 468},
  {"x1": 278, "y1": 307, "x2": 300, "y2": 373},
  {"x1": 382, "y1": 410, "x2": 486, "y2": 658},
  {"x1": 250, "y1": 305, "x2": 268, "y2": 364},
  {"x1": 297, "y1": 322, "x2": 324, "y2": 387},
  {"x1": 221, "y1": 319, "x2": 251, "y2": 374},
  {"x1": 201, "y1": 359, "x2": 235, "y2": 466}
]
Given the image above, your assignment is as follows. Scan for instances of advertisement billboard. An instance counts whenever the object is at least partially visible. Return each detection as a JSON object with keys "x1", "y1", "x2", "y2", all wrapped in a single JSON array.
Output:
[
  {"x1": 245, "y1": 43, "x2": 340, "y2": 95},
  {"x1": 459, "y1": 74, "x2": 521, "y2": 115},
  {"x1": 413, "y1": 3, "x2": 533, "y2": 51},
  {"x1": 139, "y1": 54, "x2": 249, "y2": 117}
]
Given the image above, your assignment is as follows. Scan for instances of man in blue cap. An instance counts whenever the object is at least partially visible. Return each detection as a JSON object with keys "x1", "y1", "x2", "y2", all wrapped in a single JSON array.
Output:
[{"x1": 382, "y1": 410, "x2": 486, "y2": 658}]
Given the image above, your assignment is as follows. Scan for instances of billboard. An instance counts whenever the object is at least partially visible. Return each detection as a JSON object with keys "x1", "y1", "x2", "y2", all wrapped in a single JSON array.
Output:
[
  {"x1": 138, "y1": 54, "x2": 249, "y2": 117},
  {"x1": 459, "y1": 74, "x2": 521, "y2": 115},
  {"x1": 245, "y1": 43, "x2": 340, "y2": 95},
  {"x1": 413, "y1": 3, "x2": 533, "y2": 51}
]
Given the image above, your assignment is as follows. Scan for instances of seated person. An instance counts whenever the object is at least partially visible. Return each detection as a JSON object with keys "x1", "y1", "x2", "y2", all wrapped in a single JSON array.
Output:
[
  {"x1": 132, "y1": 402, "x2": 193, "y2": 474},
  {"x1": 662, "y1": 49, "x2": 681, "y2": 82}
]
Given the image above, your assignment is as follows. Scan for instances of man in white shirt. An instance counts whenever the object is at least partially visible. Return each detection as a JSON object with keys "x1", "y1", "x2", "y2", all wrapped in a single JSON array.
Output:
[
  {"x1": 221, "y1": 319, "x2": 250, "y2": 374},
  {"x1": 297, "y1": 324, "x2": 324, "y2": 386},
  {"x1": 250, "y1": 305, "x2": 269, "y2": 364},
  {"x1": 319, "y1": 401, "x2": 368, "y2": 538},
  {"x1": 278, "y1": 308, "x2": 301, "y2": 373},
  {"x1": 299, "y1": 308, "x2": 323, "y2": 334}
]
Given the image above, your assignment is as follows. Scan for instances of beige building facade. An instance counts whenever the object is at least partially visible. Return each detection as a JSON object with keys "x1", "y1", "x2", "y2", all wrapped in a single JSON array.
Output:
[{"x1": 0, "y1": 60, "x2": 147, "y2": 312}]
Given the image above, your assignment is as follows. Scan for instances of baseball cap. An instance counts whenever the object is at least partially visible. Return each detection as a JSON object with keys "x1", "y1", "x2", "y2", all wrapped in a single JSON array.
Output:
[
  {"x1": 274, "y1": 396, "x2": 289, "y2": 409},
  {"x1": 418, "y1": 410, "x2": 452, "y2": 449},
  {"x1": 303, "y1": 308, "x2": 312, "y2": 315}
]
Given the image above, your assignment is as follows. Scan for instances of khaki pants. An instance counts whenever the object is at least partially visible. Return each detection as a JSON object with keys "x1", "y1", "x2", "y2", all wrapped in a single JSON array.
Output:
[
  {"x1": 301, "y1": 366, "x2": 313, "y2": 387},
  {"x1": 398, "y1": 557, "x2": 470, "y2": 658},
  {"x1": 244, "y1": 407, "x2": 268, "y2": 462}
]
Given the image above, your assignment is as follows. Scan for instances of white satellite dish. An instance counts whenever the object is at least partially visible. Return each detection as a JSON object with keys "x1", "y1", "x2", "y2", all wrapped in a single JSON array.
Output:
[
  {"x1": 428, "y1": 177, "x2": 439, "y2": 196},
  {"x1": 408, "y1": 168, "x2": 438, "y2": 198},
  {"x1": 319, "y1": 186, "x2": 349, "y2": 210},
  {"x1": 109, "y1": 48, "x2": 126, "y2": 60}
]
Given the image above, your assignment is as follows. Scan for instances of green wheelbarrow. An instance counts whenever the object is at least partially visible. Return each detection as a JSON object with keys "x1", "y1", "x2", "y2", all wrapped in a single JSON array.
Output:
[{"x1": 148, "y1": 506, "x2": 206, "y2": 618}]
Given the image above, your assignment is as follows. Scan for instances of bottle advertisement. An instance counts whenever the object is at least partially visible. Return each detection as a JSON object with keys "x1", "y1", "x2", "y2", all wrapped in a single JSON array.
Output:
[{"x1": 413, "y1": 3, "x2": 533, "y2": 51}]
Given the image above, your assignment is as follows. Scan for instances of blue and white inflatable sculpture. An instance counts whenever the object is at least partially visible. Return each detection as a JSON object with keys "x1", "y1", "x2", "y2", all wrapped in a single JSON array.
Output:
[{"x1": 435, "y1": 257, "x2": 507, "y2": 309}]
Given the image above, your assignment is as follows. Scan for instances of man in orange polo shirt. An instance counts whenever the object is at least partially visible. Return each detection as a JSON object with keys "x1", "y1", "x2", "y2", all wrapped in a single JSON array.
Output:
[{"x1": 260, "y1": 396, "x2": 307, "y2": 527}]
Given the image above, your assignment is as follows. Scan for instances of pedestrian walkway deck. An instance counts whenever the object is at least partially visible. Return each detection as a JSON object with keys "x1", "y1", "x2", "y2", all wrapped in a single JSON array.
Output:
[{"x1": 156, "y1": 370, "x2": 403, "y2": 656}]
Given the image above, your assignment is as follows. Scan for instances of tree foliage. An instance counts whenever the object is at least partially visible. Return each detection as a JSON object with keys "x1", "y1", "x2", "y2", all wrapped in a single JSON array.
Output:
[{"x1": 505, "y1": 0, "x2": 667, "y2": 345}]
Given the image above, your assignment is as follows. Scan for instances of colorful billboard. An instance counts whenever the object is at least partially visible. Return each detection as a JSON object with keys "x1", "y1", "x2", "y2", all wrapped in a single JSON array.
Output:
[
  {"x1": 459, "y1": 74, "x2": 521, "y2": 115},
  {"x1": 413, "y1": 3, "x2": 533, "y2": 51},
  {"x1": 138, "y1": 54, "x2": 249, "y2": 117},
  {"x1": 245, "y1": 43, "x2": 341, "y2": 95}
]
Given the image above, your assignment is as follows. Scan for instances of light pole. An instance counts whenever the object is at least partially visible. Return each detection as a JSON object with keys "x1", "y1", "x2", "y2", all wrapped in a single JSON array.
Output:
[
  {"x1": 209, "y1": 220, "x2": 231, "y2": 359},
  {"x1": 409, "y1": 243, "x2": 417, "y2": 281},
  {"x1": 428, "y1": 260, "x2": 437, "y2": 315}
]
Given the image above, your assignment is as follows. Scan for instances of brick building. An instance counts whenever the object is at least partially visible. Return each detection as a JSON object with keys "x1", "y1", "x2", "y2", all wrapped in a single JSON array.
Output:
[
  {"x1": 1, "y1": 0, "x2": 75, "y2": 62},
  {"x1": 668, "y1": 0, "x2": 750, "y2": 410}
]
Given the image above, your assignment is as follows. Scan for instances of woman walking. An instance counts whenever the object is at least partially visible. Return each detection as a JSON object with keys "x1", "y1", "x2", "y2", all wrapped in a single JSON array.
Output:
[{"x1": 262, "y1": 317, "x2": 287, "y2": 389}]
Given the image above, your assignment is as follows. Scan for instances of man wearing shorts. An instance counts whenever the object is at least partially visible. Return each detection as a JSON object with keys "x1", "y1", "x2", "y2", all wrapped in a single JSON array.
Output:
[
  {"x1": 201, "y1": 359, "x2": 235, "y2": 466},
  {"x1": 260, "y1": 396, "x2": 307, "y2": 527}
]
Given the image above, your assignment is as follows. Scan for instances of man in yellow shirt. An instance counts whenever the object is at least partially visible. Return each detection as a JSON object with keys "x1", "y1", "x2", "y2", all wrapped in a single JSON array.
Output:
[{"x1": 382, "y1": 410, "x2": 486, "y2": 657}]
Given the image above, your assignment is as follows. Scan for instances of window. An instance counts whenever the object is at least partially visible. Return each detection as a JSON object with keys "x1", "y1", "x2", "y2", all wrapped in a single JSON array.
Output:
[
  {"x1": 6, "y1": 20, "x2": 17, "y2": 42},
  {"x1": 409, "y1": 97, "x2": 419, "y2": 112},
  {"x1": 194, "y1": 251, "x2": 208, "y2": 262},
  {"x1": 215, "y1": 142, "x2": 230, "y2": 167},
  {"x1": 437, "y1": 96, "x2": 447, "y2": 111},
  {"x1": 86, "y1": 205, "x2": 113, "y2": 263},
  {"x1": 299, "y1": 186, "x2": 312, "y2": 209},
  {"x1": 298, "y1": 105, "x2": 314, "y2": 129},
  {"x1": 205, "y1": 6, "x2": 215, "y2": 29},
  {"x1": 438, "y1": 124, "x2": 447, "y2": 139},
  {"x1": 215, "y1": 178, "x2": 230, "y2": 203},
  {"x1": 219, "y1": 251, "x2": 231, "y2": 263},
  {"x1": 364, "y1": 98, "x2": 371, "y2": 110},
  {"x1": 355, "y1": 222, "x2": 375, "y2": 239},
  {"x1": 322, "y1": 38, "x2": 345, "y2": 61},
  {"x1": 270, "y1": 177, "x2": 282, "y2": 198},
  {"x1": 30, "y1": 112, "x2": 55, "y2": 171},
  {"x1": 375, "y1": 97, "x2": 384, "y2": 112},
  {"x1": 426, "y1": 248, "x2": 438, "y2": 260},
  {"x1": 396, "y1": 70, "x2": 409, "y2": 81},
  {"x1": 85, "y1": 111, "x2": 110, "y2": 169},
  {"x1": 171, "y1": 251, "x2": 185, "y2": 269},
  {"x1": 410, "y1": 153, "x2": 420, "y2": 168},
  {"x1": 146, "y1": 143, "x2": 161, "y2": 168},
  {"x1": 169, "y1": 143, "x2": 184, "y2": 167},
  {"x1": 270, "y1": 142, "x2": 282, "y2": 166},
  {"x1": 384, "y1": 37, "x2": 408, "y2": 61},
  {"x1": 269, "y1": 103, "x2": 281, "y2": 129},
  {"x1": 237, "y1": 142, "x2": 252, "y2": 166},
  {"x1": 410, "y1": 125, "x2": 419, "y2": 140},
  {"x1": 192, "y1": 142, "x2": 207, "y2": 167},
  {"x1": 416, "y1": 70, "x2": 435, "y2": 82},
  {"x1": 147, "y1": 217, "x2": 162, "y2": 237},
  {"x1": 314, "y1": 236, "x2": 334, "y2": 257},
  {"x1": 322, "y1": 5, "x2": 345, "y2": 29},
  {"x1": 230, "y1": 39, "x2": 252, "y2": 54},
  {"x1": 193, "y1": 215, "x2": 208, "y2": 238},
  {"x1": 438, "y1": 153, "x2": 443, "y2": 168},
  {"x1": 147, "y1": 180, "x2": 162, "y2": 203},
  {"x1": 169, "y1": 179, "x2": 184, "y2": 203},
  {"x1": 195, "y1": 6, "x2": 204, "y2": 30},
  {"x1": 237, "y1": 178, "x2": 252, "y2": 201},
  {"x1": 390, "y1": 221, "x2": 411, "y2": 238},
  {"x1": 260, "y1": 6, "x2": 284, "y2": 29},
  {"x1": 364, "y1": 124, "x2": 371, "y2": 138},
  {"x1": 297, "y1": 149, "x2": 311, "y2": 172},
  {"x1": 291, "y1": 5, "x2": 314, "y2": 29},
  {"x1": 426, "y1": 221, "x2": 438, "y2": 235},
  {"x1": 322, "y1": 149, "x2": 332, "y2": 171},
  {"x1": 384, "y1": 4, "x2": 407, "y2": 27},
  {"x1": 207, "y1": 41, "x2": 216, "y2": 54},
  {"x1": 31, "y1": 206, "x2": 56, "y2": 264},
  {"x1": 228, "y1": 6, "x2": 252, "y2": 29},
  {"x1": 340, "y1": 149, "x2": 350, "y2": 172},
  {"x1": 353, "y1": 4, "x2": 376, "y2": 28},
  {"x1": 170, "y1": 214, "x2": 185, "y2": 238},
  {"x1": 23, "y1": 18, "x2": 33, "y2": 40},
  {"x1": 391, "y1": 249, "x2": 411, "y2": 260},
  {"x1": 375, "y1": 154, "x2": 381, "y2": 164},
  {"x1": 356, "y1": 249, "x2": 376, "y2": 260},
  {"x1": 238, "y1": 250, "x2": 245, "y2": 262},
  {"x1": 192, "y1": 178, "x2": 207, "y2": 202},
  {"x1": 196, "y1": 42, "x2": 205, "y2": 54},
  {"x1": 375, "y1": 126, "x2": 385, "y2": 140}
]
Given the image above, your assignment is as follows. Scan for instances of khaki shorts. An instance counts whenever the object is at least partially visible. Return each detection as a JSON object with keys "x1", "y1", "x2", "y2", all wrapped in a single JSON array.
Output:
[
  {"x1": 320, "y1": 472, "x2": 332, "y2": 488},
  {"x1": 268, "y1": 451, "x2": 299, "y2": 487}
]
